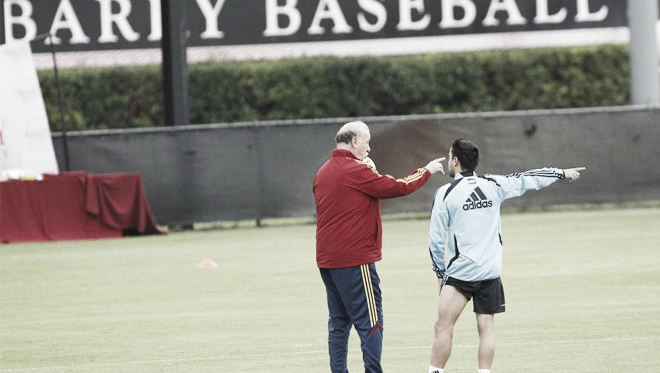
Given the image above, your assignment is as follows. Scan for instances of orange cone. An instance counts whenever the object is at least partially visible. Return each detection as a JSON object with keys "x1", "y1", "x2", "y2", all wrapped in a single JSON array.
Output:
[{"x1": 197, "y1": 258, "x2": 218, "y2": 268}]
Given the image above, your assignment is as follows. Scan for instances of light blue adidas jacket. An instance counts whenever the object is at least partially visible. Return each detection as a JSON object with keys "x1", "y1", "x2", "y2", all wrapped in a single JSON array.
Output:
[{"x1": 428, "y1": 168, "x2": 565, "y2": 282}]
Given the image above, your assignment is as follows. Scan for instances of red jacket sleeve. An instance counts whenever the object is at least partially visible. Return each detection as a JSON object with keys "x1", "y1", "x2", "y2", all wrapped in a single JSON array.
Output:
[{"x1": 344, "y1": 159, "x2": 431, "y2": 199}]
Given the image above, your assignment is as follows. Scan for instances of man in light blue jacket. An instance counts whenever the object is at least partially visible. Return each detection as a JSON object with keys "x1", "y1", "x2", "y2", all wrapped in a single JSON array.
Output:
[{"x1": 426, "y1": 138, "x2": 585, "y2": 373}]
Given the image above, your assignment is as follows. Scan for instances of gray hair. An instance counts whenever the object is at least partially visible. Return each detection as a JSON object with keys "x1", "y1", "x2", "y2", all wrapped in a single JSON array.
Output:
[
  {"x1": 336, "y1": 130, "x2": 357, "y2": 144},
  {"x1": 335, "y1": 121, "x2": 368, "y2": 144}
]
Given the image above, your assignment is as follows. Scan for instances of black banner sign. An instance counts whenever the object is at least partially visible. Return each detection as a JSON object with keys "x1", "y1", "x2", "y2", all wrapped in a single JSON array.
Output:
[{"x1": 1, "y1": 0, "x2": 630, "y2": 53}]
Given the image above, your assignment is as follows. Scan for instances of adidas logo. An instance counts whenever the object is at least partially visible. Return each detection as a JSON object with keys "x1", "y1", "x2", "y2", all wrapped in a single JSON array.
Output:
[{"x1": 462, "y1": 186, "x2": 493, "y2": 210}]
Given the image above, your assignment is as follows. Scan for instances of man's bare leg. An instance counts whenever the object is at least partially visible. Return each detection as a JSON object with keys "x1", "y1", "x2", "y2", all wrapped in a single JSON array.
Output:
[
  {"x1": 476, "y1": 313, "x2": 495, "y2": 370},
  {"x1": 430, "y1": 284, "x2": 469, "y2": 368}
]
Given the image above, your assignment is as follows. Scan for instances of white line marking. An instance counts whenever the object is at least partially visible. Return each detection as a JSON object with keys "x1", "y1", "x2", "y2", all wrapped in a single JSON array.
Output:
[{"x1": 2, "y1": 336, "x2": 658, "y2": 372}]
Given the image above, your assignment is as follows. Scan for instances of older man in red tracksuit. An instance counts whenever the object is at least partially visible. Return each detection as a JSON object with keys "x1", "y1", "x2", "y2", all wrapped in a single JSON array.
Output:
[{"x1": 313, "y1": 120, "x2": 445, "y2": 373}]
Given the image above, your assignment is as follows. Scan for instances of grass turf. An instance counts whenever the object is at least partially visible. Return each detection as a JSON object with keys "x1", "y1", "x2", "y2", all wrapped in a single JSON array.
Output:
[{"x1": 1, "y1": 207, "x2": 659, "y2": 372}]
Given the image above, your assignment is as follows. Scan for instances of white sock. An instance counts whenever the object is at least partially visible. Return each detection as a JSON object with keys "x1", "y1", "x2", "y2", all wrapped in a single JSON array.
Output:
[
  {"x1": 477, "y1": 369, "x2": 491, "y2": 373},
  {"x1": 428, "y1": 366, "x2": 443, "y2": 373}
]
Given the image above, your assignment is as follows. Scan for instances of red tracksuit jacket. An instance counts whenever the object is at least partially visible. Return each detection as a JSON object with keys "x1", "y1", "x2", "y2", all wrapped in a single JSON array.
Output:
[{"x1": 313, "y1": 149, "x2": 431, "y2": 268}]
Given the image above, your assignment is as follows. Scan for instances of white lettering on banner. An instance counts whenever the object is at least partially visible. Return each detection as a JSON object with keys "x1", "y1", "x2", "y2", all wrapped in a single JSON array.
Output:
[
  {"x1": 264, "y1": 0, "x2": 302, "y2": 37},
  {"x1": 48, "y1": 0, "x2": 90, "y2": 45},
  {"x1": 575, "y1": 0, "x2": 608, "y2": 22},
  {"x1": 147, "y1": 0, "x2": 161, "y2": 41},
  {"x1": 535, "y1": 0, "x2": 568, "y2": 24},
  {"x1": 357, "y1": 0, "x2": 387, "y2": 33},
  {"x1": 308, "y1": 0, "x2": 353, "y2": 35},
  {"x1": 439, "y1": 0, "x2": 477, "y2": 29},
  {"x1": 95, "y1": 0, "x2": 140, "y2": 43},
  {"x1": 398, "y1": 0, "x2": 431, "y2": 31},
  {"x1": 4, "y1": 0, "x2": 37, "y2": 43},
  {"x1": 482, "y1": 0, "x2": 527, "y2": 27},
  {"x1": 1, "y1": 0, "x2": 616, "y2": 49},
  {"x1": 195, "y1": 0, "x2": 227, "y2": 39}
]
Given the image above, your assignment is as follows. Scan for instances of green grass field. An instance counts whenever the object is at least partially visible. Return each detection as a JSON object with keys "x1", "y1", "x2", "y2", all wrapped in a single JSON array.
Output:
[{"x1": 1, "y1": 207, "x2": 659, "y2": 373}]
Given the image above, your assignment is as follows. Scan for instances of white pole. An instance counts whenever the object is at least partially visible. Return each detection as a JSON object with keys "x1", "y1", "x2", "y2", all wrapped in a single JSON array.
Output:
[{"x1": 628, "y1": 0, "x2": 660, "y2": 105}]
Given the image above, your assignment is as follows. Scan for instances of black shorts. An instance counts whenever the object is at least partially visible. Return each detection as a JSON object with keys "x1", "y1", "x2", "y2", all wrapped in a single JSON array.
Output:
[{"x1": 445, "y1": 276, "x2": 506, "y2": 314}]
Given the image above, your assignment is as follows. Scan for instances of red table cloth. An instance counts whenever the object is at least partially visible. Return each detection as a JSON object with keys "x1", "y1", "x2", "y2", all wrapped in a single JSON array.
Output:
[{"x1": 0, "y1": 172, "x2": 163, "y2": 243}]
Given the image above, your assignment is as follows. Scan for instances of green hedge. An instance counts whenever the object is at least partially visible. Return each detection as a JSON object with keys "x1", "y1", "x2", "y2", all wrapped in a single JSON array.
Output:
[{"x1": 38, "y1": 45, "x2": 630, "y2": 131}]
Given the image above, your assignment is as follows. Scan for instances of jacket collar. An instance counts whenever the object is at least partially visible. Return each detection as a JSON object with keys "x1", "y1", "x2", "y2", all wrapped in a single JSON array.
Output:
[
  {"x1": 455, "y1": 171, "x2": 475, "y2": 180},
  {"x1": 332, "y1": 148, "x2": 359, "y2": 160}
]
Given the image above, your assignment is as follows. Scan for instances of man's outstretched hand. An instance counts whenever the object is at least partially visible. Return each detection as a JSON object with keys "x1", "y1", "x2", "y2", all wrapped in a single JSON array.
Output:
[
  {"x1": 425, "y1": 158, "x2": 446, "y2": 175},
  {"x1": 564, "y1": 167, "x2": 586, "y2": 182}
]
